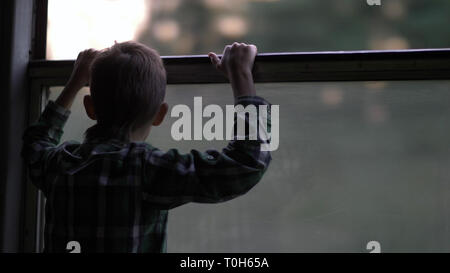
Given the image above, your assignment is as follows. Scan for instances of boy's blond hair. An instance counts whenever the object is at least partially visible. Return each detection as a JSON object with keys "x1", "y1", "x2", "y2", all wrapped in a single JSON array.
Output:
[{"x1": 86, "y1": 41, "x2": 166, "y2": 140}]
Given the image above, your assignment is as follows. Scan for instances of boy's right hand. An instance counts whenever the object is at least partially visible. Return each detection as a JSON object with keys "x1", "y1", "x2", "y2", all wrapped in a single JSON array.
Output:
[
  {"x1": 56, "y1": 49, "x2": 99, "y2": 110},
  {"x1": 209, "y1": 43, "x2": 257, "y2": 98},
  {"x1": 67, "y1": 49, "x2": 99, "y2": 91}
]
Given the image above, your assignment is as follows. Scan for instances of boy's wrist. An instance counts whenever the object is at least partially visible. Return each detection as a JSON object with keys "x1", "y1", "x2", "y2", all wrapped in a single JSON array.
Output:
[
  {"x1": 55, "y1": 82, "x2": 82, "y2": 110},
  {"x1": 230, "y1": 70, "x2": 256, "y2": 97},
  {"x1": 65, "y1": 78, "x2": 85, "y2": 93}
]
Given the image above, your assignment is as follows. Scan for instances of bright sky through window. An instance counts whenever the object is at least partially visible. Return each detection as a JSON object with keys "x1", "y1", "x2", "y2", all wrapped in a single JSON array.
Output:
[{"x1": 47, "y1": 0, "x2": 150, "y2": 59}]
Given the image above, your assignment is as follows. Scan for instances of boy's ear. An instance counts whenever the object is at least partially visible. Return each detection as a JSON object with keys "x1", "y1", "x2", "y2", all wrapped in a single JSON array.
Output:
[
  {"x1": 83, "y1": 95, "x2": 97, "y2": 120},
  {"x1": 152, "y1": 102, "x2": 168, "y2": 126}
]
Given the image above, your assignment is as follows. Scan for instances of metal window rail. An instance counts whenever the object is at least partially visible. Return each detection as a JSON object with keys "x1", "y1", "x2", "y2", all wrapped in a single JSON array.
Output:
[{"x1": 29, "y1": 49, "x2": 450, "y2": 86}]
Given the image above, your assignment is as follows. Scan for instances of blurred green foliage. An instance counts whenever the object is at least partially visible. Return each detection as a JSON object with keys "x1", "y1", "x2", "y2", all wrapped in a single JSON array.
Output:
[{"x1": 138, "y1": 0, "x2": 450, "y2": 55}]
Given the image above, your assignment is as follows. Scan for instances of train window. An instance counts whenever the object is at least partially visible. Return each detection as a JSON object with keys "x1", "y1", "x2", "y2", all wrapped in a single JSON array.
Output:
[
  {"x1": 44, "y1": 81, "x2": 450, "y2": 252},
  {"x1": 24, "y1": 0, "x2": 450, "y2": 253}
]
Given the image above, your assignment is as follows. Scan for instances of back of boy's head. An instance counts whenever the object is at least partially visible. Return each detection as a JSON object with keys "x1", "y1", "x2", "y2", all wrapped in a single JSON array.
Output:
[{"x1": 86, "y1": 41, "x2": 166, "y2": 140}]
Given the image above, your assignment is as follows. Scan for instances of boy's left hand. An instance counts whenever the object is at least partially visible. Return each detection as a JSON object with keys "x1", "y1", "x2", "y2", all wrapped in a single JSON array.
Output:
[{"x1": 67, "y1": 49, "x2": 99, "y2": 91}]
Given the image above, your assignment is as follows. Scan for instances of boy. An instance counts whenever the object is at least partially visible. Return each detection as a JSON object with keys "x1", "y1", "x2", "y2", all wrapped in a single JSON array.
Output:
[{"x1": 22, "y1": 41, "x2": 271, "y2": 253}]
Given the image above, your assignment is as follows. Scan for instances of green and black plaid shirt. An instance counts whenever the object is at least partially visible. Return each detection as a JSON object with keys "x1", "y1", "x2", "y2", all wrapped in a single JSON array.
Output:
[{"x1": 22, "y1": 96, "x2": 272, "y2": 253}]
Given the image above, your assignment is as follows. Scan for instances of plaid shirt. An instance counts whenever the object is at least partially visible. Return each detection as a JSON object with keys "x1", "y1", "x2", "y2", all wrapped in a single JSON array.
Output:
[{"x1": 22, "y1": 96, "x2": 272, "y2": 253}]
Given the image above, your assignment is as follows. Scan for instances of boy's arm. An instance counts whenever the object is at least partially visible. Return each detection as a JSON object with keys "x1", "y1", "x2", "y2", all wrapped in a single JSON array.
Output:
[
  {"x1": 142, "y1": 43, "x2": 272, "y2": 209},
  {"x1": 55, "y1": 49, "x2": 99, "y2": 110},
  {"x1": 22, "y1": 49, "x2": 98, "y2": 191}
]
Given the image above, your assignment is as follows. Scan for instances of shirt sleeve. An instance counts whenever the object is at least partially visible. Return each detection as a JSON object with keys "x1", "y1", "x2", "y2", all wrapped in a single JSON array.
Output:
[
  {"x1": 142, "y1": 95, "x2": 273, "y2": 209},
  {"x1": 22, "y1": 101, "x2": 70, "y2": 192}
]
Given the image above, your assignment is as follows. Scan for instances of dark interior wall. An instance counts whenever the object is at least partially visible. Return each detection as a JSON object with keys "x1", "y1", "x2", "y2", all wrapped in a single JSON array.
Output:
[{"x1": 0, "y1": 0, "x2": 34, "y2": 252}]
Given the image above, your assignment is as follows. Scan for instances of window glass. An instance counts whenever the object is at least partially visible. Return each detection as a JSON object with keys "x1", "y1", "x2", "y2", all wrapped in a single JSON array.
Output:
[
  {"x1": 47, "y1": 0, "x2": 450, "y2": 59},
  {"x1": 47, "y1": 81, "x2": 450, "y2": 252}
]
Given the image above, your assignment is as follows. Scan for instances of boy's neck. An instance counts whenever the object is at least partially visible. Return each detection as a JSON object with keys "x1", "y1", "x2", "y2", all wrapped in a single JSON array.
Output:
[{"x1": 129, "y1": 126, "x2": 151, "y2": 142}]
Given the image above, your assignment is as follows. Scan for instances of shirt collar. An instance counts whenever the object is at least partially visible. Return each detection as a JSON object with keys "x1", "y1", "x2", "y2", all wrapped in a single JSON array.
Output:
[{"x1": 83, "y1": 124, "x2": 130, "y2": 145}]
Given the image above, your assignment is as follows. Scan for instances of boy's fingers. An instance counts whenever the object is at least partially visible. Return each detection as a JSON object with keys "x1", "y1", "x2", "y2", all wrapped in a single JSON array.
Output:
[
  {"x1": 208, "y1": 52, "x2": 221, "y2": 68},
  {"x1": 249, "y1": 44, "x2": 257, "y2": 56},
  {"x1": 222, "y1": 45, "x2": 231, "y2": 61}
]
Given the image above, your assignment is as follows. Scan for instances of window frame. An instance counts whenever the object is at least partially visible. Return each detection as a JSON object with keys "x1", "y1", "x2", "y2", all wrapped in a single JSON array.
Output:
[
  {"x1": 23, "y1": 0, "x2": 450, "y2": 252},
  {"x1": 29, "y1": 49, "x2": 450, "y2": 85}
]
